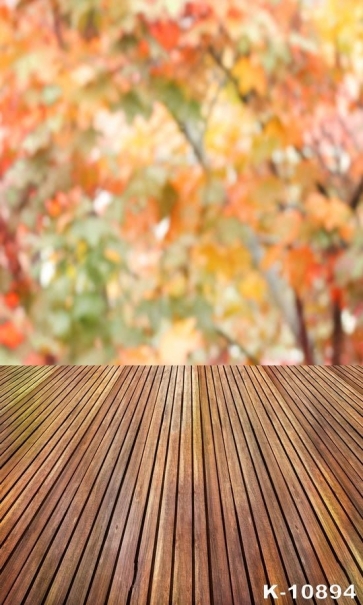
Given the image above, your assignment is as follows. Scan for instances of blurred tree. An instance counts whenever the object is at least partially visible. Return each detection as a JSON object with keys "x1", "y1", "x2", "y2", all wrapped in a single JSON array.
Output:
[{"x1": 0, "y1": 0, "x2": 362, "y2": 364}]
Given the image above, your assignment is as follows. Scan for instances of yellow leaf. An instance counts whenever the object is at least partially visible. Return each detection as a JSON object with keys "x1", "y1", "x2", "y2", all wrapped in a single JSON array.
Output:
[
  {"x1": 106, "y1": 279, "x2": 121, "y2": 302},
  {"x1": 104, "y1": 248, "x2": 121, "y2": 264},
  {"x1": 66, "y1": 266, "x2": 76, "y2": 279},
  {"x1": 196, "y1": 242, "x2": 251, "y2": 278},
  {"x1": 164, "y1": 272, "x2": 187, "y2": 297},
  {"x1": 76, "y1": 240, "x2": 88, "y2": 259},
  {"x1": 264, "y1": 117, "x2": 286, "y2": 141},
  {"x1": 232, "y1": 57, "x2": 267, "y2": 96},
  {"x1": 239, "y1": 272, "x2": 267, "y2": 302}
]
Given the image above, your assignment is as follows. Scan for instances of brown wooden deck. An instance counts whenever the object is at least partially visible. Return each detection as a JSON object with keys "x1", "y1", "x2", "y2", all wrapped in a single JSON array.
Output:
[{"x1": 0, "y1": 365, "x2": 362, "y2": 605}]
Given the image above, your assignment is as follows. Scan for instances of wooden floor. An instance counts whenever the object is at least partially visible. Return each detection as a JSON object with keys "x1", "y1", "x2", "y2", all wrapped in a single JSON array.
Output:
[{"x1": 0, "y1": 365, "x2": 362, "y2": 605}]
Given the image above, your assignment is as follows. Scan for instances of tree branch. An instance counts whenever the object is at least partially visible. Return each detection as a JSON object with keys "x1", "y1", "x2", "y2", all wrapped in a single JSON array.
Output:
[
  {"x1": 214, "y1": 327, "x2": 259, "y2": 364},
  {"x1": 349, "y1": 175, "x2": 363, "y2": 210},
  {"x1": 207, "y1": 47, "x2": 254, "y2": 105},
  {"x1": 169, "y1": 110, "x2": 209, "y2": 172},
  {"x1": 316, "y1": 181, "x2": 329, "y2": 197},
  {"x1": 179, "y1": 120, "x2": 208, "y2": 170},
  {"x1": 49, "y1": 0, "x2": 66, "y2": 50},
  {"x1": 243, "y1": 225, "x2": 301, "y2": 344}
]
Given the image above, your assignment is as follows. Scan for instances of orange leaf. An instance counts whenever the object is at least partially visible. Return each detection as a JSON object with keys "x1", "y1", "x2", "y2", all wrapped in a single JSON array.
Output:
[
  {"x1": 284, "y1": 246, "x2": 319, "y2": 293},
  {"x1": 260, "y1": 244, "x2": 284, "y2": 271},
  {"x1": 46, "y1": 198, "x2": 62, "y2": 218},
  {"x1": 137, "y1": 39, "x2": 150, "y2": 57},
  {"x1": 4, "y1": 292, "x2": 20, "y2": 309},
  {"x1": 0, "y1": 321, "x2": 24, "y2": 349},
  {"x1": 149, "y1": 21, "x2": 180, "y2": 51},
  {"x1": 305, "y1": 193, "x2": 352, "y2": 233}
]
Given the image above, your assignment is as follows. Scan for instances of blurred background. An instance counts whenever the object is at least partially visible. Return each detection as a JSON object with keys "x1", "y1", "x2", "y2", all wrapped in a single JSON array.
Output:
[{"x1": 0, "y1": 0, "x2": 363, "y2": 365}]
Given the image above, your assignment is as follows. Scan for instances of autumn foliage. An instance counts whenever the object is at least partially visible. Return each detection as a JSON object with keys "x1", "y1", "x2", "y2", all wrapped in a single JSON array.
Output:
[{"x1": 0, "y1": 0, "x2": 363, "y2": 364}]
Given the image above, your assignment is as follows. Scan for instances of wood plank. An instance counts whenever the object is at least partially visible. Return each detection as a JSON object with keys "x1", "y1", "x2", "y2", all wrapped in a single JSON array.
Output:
[
  {"x1": 262, "y1": 366, "x2": 362, "y2": 515},
  {"x1": 0, "y1": 366, "x2": 53, "y2": 417},
  {"x1": 0, "y1": 365, "x2": 361, "y2": 605},
  {"x1": 329, "y1": 366, "x2": 363, "y2": 400},
  {"x1": 0, "y1": 367, "x2": 107, "y2": 534},
  {"x1": 147, "y1": 366, "x2": 185, "y2": 605},
  {"x1": 213, "y1": 366, "x2": 267, "y2": 604},
  {"x1": 282, "y1": 366, "x2": 362, "y2": 478},
  {"x1": 171, "y1": 366, "x2": 194, "y2": 605},
  {"x1": 81, "y1": 366, "x2": 162, "y2": 605},
  {"x1": 0, "y1": 366, "x2": 32, "y2": 393},
  {"x1": 23, "y1": 367, "x2": 157, "y2": 605},
  {"x1": 206, "y1": 366, "x2": 257, "y2": 604},
  {"x1": 251, "y1": 366, "x2": 362, "y2": 600},
  {"x1": 0, "y1": 366, "x2": 82, "y2": 462},
  {"x1": 125, "y1": 367, "x2": 181, "y2": 605},
  {"x1": 238, "y1": 366, "x2": 362, "y2": 604},
  {"x1": 0, "y1": 367, "x2": 120, "y2": 584},
  {"x1": 313, "y1": 366, "x2": 363, "y2": 417},
  {"x1": 189, "y1": 366, "x2": 211, "y2": 605},
  {"x1": 288, "y1": 366, "x2": 362, "y2": 451},
  {"x1": 226, "y1": 365, "x2": 324, "y2": 604},
  {"x1": 105, "y1": 366, "x2": 175, "y2": 605},
  {"x1": 295, "y1": 366, "x2": 363, "y2": 433},
  {"x1": 198, "y1": 366, "x2": 234, "y2": 605},
  {"x1": 0, "y1": 366, "x2": 75, "y2": 440}
]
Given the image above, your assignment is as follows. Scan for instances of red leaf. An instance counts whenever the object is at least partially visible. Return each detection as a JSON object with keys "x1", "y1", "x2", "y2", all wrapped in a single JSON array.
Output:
[
  {"x1": 4, "y1": 291, "x2": 20, "y2": 309},
  {"x1": 149, "y1": 21, "x2": 180, "y2": 51},
  {"x1": 0, "y1": 322, "x2": 24, "y2": 349},
  {"x1": 184, "y1": 2, "x2": 211, "y2": 19},
  {"x1": 330, "y1": 286, "x2": 345, "y2": 307}
]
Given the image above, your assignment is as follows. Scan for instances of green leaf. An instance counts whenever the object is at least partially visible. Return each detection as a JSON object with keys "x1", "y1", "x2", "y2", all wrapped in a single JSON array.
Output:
[
  {"x1": 69, "y1": 217, "x2": 114, "y2": 247},
  {"x1": 42, "y1": 85, "x2": 62, "y2": 106},
  {"x1": 104, "y1": 195, "x2": 125, "y2": 222},
  {"x1": 216, "y1": 217, "x2": 248, "y2": 245},
  {"x1": 114, "y1": 90, "x2": 153, "y2": 123},
  {"x1": 76, "y1": 346, "x2": 114, "y2": 364},
  {"x1": 72, "y1": 293, "x2": 106, "y2": 320},
  {"x1": 110, "y1": 316, "x2": 145, "y2": 346},
  {"x1": 154, "y1": 79, "x2": 202, "y2": 123},
  {"x1": 123, "y1": 165, "x2": 166, "y2": 201},
  {"x1": 22, "y1": 126, "x2": 51, "y2": 155},
  {"x1": 76, "y1": 128, "x2": 99, "y2": 152},
  {"x1": 202, "y1": 177, "x2": 225, "y2": 206},
  {"x1": 50, "y1": 310, "x2": 72, "y2": 337},
  {"x1": 46, "y1": 276, "x2": 73, "y2": 304},
  {"x1": 136, "y1": 298, "x2": 171, "y2": 331}
]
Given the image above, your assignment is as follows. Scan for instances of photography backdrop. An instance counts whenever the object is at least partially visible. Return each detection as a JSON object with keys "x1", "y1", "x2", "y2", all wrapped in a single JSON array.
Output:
[{"x1": 0, "y1": 0, "x2": 363, "y2": 364}]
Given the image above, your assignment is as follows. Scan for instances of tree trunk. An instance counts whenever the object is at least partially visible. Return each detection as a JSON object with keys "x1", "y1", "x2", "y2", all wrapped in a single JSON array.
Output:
[
  {"x1": 332, "y1": 300, "x2": 343, "y2": 364},
  {"x1": 295, "y1": 294, "x2": 315, "y2": 364}
]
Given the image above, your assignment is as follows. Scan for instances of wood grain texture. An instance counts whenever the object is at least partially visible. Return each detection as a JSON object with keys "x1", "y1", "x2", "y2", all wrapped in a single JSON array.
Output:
[{"x1": 0, "y1": 365, "x2": 362, "y2": 605}]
